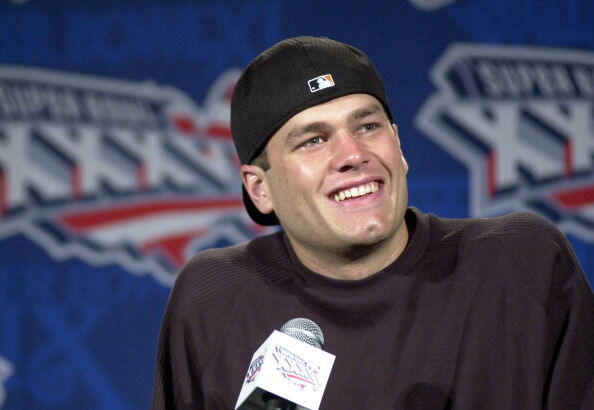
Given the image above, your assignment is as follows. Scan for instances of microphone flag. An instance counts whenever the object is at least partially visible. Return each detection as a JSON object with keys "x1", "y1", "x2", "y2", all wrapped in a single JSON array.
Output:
[{"x1": 235, "y1": 330, "x2": 335, "y2": 410}]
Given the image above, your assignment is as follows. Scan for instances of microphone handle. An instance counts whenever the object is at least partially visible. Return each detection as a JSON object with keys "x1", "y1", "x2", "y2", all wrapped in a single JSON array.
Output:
[{"x1": 262, "y1": 393, "x2": 297, "y2": 410}]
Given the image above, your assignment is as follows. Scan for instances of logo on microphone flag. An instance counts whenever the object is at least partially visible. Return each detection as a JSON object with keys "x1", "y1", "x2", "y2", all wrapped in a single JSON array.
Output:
[
  {"x1": 246, "y1": 355, "x2": 265, "y2": 383},
  {"x1": 236, "y1": 331, "x2": 335, "y2": 410},
  {"x1": 272, "y1": 345, "x2": 322, "y2": 392}
]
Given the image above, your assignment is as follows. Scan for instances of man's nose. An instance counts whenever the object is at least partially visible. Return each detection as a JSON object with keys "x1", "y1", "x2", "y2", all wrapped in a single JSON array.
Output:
[{"x1": 330, "y1": 133, "x2": 370, "y2": 173}]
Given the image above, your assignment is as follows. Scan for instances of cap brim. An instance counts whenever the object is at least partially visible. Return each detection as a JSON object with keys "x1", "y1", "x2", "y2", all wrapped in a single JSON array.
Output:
[{"x1": 242, "y1": 186, "x2": 280, "y2": 226}]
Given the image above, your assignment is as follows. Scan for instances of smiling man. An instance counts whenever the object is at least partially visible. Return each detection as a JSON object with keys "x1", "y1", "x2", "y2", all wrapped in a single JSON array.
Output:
[
  {"x1": 241, "y1": 93, "x2": 409, "y2": 280},
  {"x1": 151, "y1": 37, "x2": 594, "y2": 409}
]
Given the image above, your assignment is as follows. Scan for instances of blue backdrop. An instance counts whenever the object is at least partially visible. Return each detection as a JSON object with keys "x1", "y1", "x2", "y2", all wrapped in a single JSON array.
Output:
[{"x1": 1, "y1": 0, "x2": 593, "y2": 408}]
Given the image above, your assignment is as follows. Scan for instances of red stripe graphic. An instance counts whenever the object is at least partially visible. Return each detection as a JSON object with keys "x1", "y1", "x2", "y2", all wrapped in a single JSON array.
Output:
[
  {"x1": 141, "y1": 228, "x2": 208, "y2": 267},
  {"x1": 487, "y1": 151, "x2": 497, "y2": 197},
  {"x1": 552, "y1": 185, "x2": 594, "y2": 209},
  {"x1": 285, "y1": 373, "x2": 315, "y2": 386},
  {"x1": 564, "y1": 141, "x2": 573, "y2": 177},
  {"x1": 0, "y1": 171, "x2": 6, "y2": 215},
  {"x1": 206, "y1": 124, "x2": 232, "y2": 139},
  {"x1": 137, "y1": 164, "x2": 148, "y2": 191},
  {"x1": 60, "y1": 198, "x2": 243, "y2": 231}
]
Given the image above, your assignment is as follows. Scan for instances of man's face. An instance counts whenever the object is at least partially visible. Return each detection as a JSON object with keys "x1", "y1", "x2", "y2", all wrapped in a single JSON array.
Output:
[{"x1": 244, "y1": 93, "x2": 409, "y2": 259}]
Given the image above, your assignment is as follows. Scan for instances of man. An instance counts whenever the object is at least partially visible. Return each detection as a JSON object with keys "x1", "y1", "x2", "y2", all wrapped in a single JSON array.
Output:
[{"x1": 151, "y1": 36, "x2": 594, "y2": 409}]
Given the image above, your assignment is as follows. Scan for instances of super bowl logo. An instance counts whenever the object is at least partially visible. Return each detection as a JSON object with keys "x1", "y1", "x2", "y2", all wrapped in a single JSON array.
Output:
[
  {"x1": 0, "y1": 66, "x2": 267, "y2": 286},
  {"x1": 416, "y1": 44, "x2": 594, "y2": 241},
  {"x1": 272, "y1": 346, "x2": 321, "y2": 392},
  {"x1": 245, "y1": 355, "x2": 264, "y2": 383}
]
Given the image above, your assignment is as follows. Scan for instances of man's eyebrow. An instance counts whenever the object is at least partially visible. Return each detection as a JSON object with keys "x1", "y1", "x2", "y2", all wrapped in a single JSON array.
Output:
[
  {"x1": 284, "y1": 103, "x2": 386, "y2": 142},
  {"x1": 347, "y1": 104, "x2": 384, "y2": 123},
  {"x1": 285, "y1": 122, "x2": 328, "y2": 142}
]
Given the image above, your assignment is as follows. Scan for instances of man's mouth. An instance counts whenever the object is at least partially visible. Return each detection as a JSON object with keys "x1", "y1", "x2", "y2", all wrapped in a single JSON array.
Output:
[{"x1": 332, "y1": 181, "x2": 379, "y2": 202}]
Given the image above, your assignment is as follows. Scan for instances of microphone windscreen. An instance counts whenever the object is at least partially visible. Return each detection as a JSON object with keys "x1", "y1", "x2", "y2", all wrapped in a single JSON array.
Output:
[{"x1": 279, "y1": 318, "x2": 324, "y2": 349}]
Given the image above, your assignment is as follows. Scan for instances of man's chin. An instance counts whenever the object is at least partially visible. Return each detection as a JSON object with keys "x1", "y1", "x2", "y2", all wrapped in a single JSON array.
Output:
[{"x1": 337, "y1": 226, "x2": 390, "y2": 249}]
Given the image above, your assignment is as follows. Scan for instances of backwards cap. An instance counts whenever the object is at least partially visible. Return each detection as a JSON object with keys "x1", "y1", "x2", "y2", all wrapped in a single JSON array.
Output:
[{"x1": 231, "y1": 36, "x2": 392, "y2": 225}]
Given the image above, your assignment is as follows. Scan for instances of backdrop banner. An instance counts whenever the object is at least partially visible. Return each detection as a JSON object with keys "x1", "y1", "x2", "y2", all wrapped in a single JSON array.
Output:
[{"x1": 1, "y1": 0, "x2": 593, "y2": 408}]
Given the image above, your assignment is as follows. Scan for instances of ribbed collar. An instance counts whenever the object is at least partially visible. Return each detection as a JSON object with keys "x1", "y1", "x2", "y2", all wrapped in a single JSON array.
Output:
[{"x1": 283, "y1": 208, "x2": 431, "y2": 294}]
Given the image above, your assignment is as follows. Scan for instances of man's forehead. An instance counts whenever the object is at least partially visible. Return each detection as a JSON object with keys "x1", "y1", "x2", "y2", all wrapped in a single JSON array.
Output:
[
  {"x1": 293, "y1": 93, "x2": 385, "y2": 121},
  {"x1": 274, "y1": 94, "x2": 388, "y2": 140}
]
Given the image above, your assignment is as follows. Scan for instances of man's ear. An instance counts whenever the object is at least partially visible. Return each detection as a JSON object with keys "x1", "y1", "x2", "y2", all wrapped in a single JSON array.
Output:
[{"x1": 240, "y1": 164, "x2": 275, "y2": 215}]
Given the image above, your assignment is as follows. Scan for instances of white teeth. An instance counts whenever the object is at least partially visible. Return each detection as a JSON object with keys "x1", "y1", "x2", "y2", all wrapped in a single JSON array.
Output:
[{"x1": 333, "y1": 182, "x2": 379, "y2": 202}]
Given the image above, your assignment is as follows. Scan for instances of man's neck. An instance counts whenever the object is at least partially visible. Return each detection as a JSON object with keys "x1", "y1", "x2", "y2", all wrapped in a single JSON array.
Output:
[{"x1": 288, "y1": 224, "x2": 410, "y2": 281}]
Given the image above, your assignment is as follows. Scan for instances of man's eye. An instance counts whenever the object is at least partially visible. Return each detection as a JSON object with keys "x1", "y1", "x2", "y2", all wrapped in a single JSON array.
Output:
[
  {"x1": 301, "y1": 136, "x2": 325, "y2": 148},
  {"x1": 361, "y1": 123, "x2": 378, "y2": 132}
]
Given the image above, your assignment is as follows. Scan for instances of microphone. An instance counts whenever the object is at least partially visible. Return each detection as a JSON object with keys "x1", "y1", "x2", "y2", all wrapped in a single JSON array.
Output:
[
  {"x1": 235, "y1": 318, "x2": 335, "y2": 410},
  {"x1": 279, "y1": 318, "x2": 324, "y2": 349}
]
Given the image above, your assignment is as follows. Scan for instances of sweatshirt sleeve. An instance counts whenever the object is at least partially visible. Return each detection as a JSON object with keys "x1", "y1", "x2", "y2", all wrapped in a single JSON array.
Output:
[
  {"x1": 150, "y1": 247, "x2": 246, "y2": 409},
  {"x1": 497, "y1": 212, "x2": 594, "y2": 408},
  {"x1": 150, "y1": 265, "x2": 207, "y2": 410},
  {"x1": 541, "y1": 225, "x2": 594, "y2": 409}
]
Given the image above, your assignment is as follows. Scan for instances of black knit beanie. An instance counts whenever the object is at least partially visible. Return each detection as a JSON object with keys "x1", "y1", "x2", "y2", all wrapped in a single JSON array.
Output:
[{"x1": 231, "y1": 36, "x2": 393, "y2": 226}]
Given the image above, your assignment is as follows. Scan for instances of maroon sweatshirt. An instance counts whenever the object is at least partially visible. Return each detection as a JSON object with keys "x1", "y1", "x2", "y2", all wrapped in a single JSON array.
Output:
[{"x1": 151, "y1": 208, "x2": 594, "y2": 409}]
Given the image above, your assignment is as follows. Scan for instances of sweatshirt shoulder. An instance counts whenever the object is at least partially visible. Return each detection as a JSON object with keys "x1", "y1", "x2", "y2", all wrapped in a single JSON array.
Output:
[
  {"x1": 430, "y1": 211, "x2": 566, "y2": 246},
  {"x1": 170, "y1": 231, "x2": 292, "y2": 304},
  {"x1": 429, "y1": 211, "x2": 584, "y2": 305}
]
